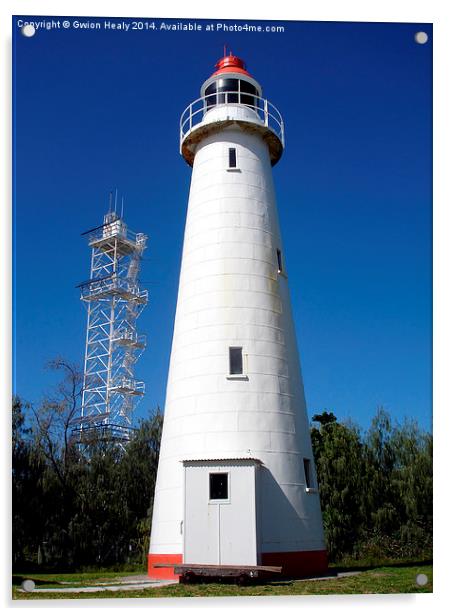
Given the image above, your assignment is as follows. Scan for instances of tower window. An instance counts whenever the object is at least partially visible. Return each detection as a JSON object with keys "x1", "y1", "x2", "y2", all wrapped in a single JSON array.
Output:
[
  {"x1": 229, "y1": 347, "x2": 243, "y2": 375},
  {"x1": 277, "y1": 248, "x2": 283, "y2": 273},
  {"x1": 210, "y1": 473, "x2": 228, "y2": 500},
  {"x1": 228, "y1": 148, "x2": 237, "y2": 168},
  {"x1": 303, "y1": 458, "x2": 312, "y2": 489}
]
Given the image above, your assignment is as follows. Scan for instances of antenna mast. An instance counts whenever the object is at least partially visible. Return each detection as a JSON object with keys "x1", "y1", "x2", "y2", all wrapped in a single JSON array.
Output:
[{"x1": 73, "y1": 198, "x2": 148, "y2": 448}]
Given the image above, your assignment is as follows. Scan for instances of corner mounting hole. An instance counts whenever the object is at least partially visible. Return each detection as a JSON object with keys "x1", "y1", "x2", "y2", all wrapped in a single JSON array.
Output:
[
  {"x1": 21, "y1": 24, "x2": 36, "y2": 37},
  {"x1": 415, "y1": 573, "x2": 428, "y2": 586},
  {"x1": 414, "y1": 32, "x2": 428, "y2": 44}
]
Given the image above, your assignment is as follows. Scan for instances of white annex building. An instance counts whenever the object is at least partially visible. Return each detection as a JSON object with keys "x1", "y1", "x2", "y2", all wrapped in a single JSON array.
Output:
[{"x1": 148, "y1": 54, "x2": 327, "y2": 579}]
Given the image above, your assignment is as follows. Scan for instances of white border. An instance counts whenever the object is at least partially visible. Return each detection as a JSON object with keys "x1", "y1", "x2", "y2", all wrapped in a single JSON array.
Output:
[{"x1": 2, "y1": 1, "x2": 448, "y2": 613}]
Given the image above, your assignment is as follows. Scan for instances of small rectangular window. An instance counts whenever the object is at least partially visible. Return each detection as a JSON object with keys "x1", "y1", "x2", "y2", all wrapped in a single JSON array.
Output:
[
  {"x1": 277, "y1": 248, "x2": 283, "y2": 273},
  {"x1": 303, "y1": 458, "x2": 312, "y2": 488},
  {"x1": 210, "y1": 473, "x2": 228, "y2": 500},
  {"x1": 229, "y1": 347, "x2": 243, "y2": 375},
  {"x1": 228, "y1": 148, "x2": 237, "y2": 168}
]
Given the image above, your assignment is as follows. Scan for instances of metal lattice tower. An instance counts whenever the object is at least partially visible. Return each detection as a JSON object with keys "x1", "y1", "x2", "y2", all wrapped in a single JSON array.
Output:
[{"x1": 73, "y1": 206, "x2": 148, "y2": 445}]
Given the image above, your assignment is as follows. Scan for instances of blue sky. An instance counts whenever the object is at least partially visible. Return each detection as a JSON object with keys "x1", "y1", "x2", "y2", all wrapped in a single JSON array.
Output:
[{"x1": 12, "y1": 16, "x2": 432, "y2": 431}]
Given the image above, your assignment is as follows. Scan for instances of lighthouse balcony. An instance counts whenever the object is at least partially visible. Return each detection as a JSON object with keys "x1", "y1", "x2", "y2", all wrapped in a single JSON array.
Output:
[
  {"x1": 180, "y1": 91, "x2": 284, "y2": 166},
  {"x1": 79, "y1": 275, "x2": 148, "y2": 304}
]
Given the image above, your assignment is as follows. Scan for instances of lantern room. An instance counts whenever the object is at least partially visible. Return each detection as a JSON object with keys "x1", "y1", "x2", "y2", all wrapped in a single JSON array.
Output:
[{"x1": 200, "y1": 53, "x2": 262, "y2": 110}]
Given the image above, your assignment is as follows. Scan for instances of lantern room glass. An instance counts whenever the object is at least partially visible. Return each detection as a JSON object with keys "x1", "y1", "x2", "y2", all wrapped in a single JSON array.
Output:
[{"x1": 205, "y1": 78, "x2": 258, "y2": 110}]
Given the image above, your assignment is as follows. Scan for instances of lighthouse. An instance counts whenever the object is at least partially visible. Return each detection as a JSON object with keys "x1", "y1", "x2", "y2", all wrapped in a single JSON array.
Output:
[{"x1": 148, "y1": 53, "x2": 327, "y2": 579}]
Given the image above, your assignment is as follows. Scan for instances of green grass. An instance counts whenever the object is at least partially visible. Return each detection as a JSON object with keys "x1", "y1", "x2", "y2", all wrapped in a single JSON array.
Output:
[
  {"x1": 12, "y1": 563, "x2": 432, "y2": 599},
  {"x1": 330, "y1": 551, "x2": 433, "y2": 569}
]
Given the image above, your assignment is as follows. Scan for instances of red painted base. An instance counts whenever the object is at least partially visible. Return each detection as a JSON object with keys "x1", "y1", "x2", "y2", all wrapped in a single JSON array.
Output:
[
  {"x1": 148, "y1": 553, "x2": 183, "y2": 580},
  {"x1": 148, "y1": 550, "x2": 328, "y2": 580},
  {"x1": 262, "y1": 549, "x2": 329, "y2": 578}
]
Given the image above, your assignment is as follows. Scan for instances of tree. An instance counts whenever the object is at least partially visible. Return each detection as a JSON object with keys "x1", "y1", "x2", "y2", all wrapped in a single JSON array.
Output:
[
  {"x1": 311, "y1": 413, "x2": 366, "y2": 560},
  {"x1": 120, "y1": 409, "x2": 163, "y2": 564},
  {"x1": 29, "y1": 358, "x2": 83, "y2": 494},
  {"x1": 387, "y1": 418, "x2": 432, "y2": 554},
  {"x1": 311, "y1": 407, "x2": 433, "y2": 563},
  {"x1": 67, "y1": 410, "x2": 164, "y2": 567},
  {"x1": 12, "y1": 358, "x2": 165, "y2": 570},
  {"x1": 362, "y1": 408, "x2": 400, "y2": 536}
]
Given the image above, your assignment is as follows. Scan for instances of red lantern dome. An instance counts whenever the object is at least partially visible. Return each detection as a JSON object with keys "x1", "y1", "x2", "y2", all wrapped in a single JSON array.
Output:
[{"x1": 211, "y1": 53, "x2": 252, "y2": 77}]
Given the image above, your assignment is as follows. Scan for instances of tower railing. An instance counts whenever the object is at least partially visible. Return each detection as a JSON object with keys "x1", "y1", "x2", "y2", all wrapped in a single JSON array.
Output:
[
  {"x1": 109, "y1": 376, "x2": 145, "y2": 396},
  {"x1": 79, "y1": 275, "x2": 148, "y2": 303},
  {"x1": 86, "y1": 222, "x2": 147, "y2": 249},
  {"x1": 113, "y1": 328, "x2": 147, "y2": 348},
  {"x1": 180, "y1": 91, "x2": 285, "y2": 152}
]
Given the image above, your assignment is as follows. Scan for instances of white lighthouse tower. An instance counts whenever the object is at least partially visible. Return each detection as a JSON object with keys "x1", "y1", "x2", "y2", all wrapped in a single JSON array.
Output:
[{"x1": 149, "y1": 54, "x2": 327, "y2": 579}]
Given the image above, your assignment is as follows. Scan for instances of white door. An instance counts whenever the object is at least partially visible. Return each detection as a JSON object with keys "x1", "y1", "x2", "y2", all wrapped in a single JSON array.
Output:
[{"x1": 183, "y1": 461, "x2": 257, "y2": 565}]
